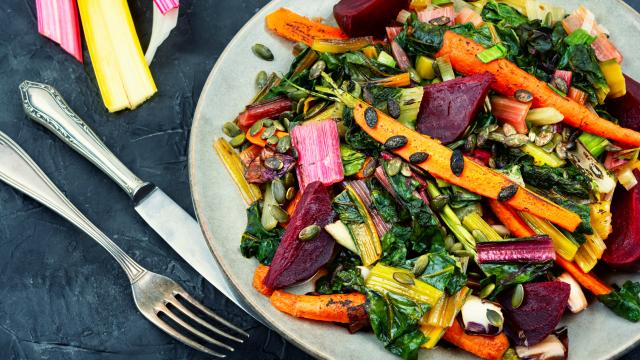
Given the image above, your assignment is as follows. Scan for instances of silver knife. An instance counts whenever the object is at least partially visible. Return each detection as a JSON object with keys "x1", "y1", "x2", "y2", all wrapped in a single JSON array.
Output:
[{"x1": 19, "y1": 80, "x2": 261, "y2": 322}]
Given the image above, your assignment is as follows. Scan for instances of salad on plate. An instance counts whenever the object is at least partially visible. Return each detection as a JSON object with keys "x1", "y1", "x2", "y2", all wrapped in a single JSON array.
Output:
[{"x1": 214, "y1": 0, "x2": 640, "y2": 359}]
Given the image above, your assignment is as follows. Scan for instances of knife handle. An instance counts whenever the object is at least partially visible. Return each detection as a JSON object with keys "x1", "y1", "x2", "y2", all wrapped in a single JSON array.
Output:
[
  {"x1": 19, "y1": 81, "x2": 151, "y2": 201},
  {"x1": 0, "y1": 131, "x2": 147, "y2": 283}
]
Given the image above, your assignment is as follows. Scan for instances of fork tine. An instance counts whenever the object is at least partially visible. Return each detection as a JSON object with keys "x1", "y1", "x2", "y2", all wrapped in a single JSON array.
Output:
[
  {"x1": 146, "y1": 312, "x2": 227, "y2": 358},
  {"x1": 169, "y1": 299, "x2": 244, "y2": 343},
  {"x1": 176, "y1": 291, "x2": 250, "y2": 338},
  {"x1": 160, "y1": 306, "x2": 235, "y2": 352}
]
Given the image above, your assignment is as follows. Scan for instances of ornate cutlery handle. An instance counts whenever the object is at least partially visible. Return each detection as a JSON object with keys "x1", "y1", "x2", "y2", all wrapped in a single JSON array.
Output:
[
  {"x1": 0, "y1": 131, "x2": 146, "y2": 283},
  {"x1": 19, "y1": 81, "x2": 151, "y2": 201}
]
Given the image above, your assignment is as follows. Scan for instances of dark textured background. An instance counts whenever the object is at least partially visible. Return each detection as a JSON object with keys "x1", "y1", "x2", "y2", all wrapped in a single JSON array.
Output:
[{"x1": 0, "y1": 0, "x2": 638, "y2": 359}]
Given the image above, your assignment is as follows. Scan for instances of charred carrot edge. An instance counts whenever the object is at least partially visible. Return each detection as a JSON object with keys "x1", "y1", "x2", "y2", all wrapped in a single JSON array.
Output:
[
  {"x1": 488, "y1": 200, "x2": 612, "y2": 296},
  {"x1": 253, "y1": 264, "x2": 274, "y2": 296},
  {"x1": 353, "y1": 102, "x2": 582, "y2": 231},
  {"x1": 487, "y1": 199, "x2": 536, "y2": 237},
  {"x1": 443, "y1": 321, "x2": 509, "y2": 360},
  {"x1": 555, "y1": 256, "x2": 613, "y2": 296},
  {"x1": 270, "y1": 290, "x2": 366, "y2": 323},
  {"x1": 265, "y1": 8, "x2": 347, "y2": 46},
  {"x1": 239, "y1": 144, "x2": 263, "y2": 167},
  {"x1": 245, "y1": 128, "x2": 288, "y2": 147},
  {"x1": 355, "y1": 156, "x2": 373, "y2": 179},
  {"x1": 435, "y1": 31, "x2": 640, "y2": 147}
]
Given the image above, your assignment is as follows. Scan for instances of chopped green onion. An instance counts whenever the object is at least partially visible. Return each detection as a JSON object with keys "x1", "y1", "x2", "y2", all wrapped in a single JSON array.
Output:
[
  {"x1": 476, "y1": 44, "x2": 508, "y2": 64},
  {"x1": 578, "y1": 132, "x2": 610, "y2": 158},
  {"x1": 377, "y1": 51, "x2": 397, "y2": 68},
  {"x1": 397, "y1": 87, "x2": 424, "y2": 129},
  {"x1": 436, "y1": 56, "x2": 455, "y2": 81}
]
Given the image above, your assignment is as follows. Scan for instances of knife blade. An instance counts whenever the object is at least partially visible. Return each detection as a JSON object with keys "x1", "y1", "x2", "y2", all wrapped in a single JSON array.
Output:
[{"x1": 19, "y1": 81, "x2": 261, "y2": 322}]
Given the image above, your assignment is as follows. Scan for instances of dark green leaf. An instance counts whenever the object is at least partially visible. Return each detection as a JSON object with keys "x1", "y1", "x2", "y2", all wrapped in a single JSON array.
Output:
[
  {"x1": 599, "y1": 281, "x2": 640, "y2": 322},
  {"x1": 340, "y1": 144, "x2": 367, "y2": 176},
  {"x1": 316, "y1": 264, "x2": 366, "y2": 295},
  {"x1": 418, "y1": 251, "x2": 467, "y2": 294},
  {"x1": 481, "y1": 0, "x2": 529, "y2": 28},
  {"x1": 380, "y1": 225, "x2": 412, "y2": 267},
  {"x1": 369, "y1": 179, "x2": 402, "y2": 224},
  {"x1": 521, "y1": 161, "x2": 592, "y2": 199},
  {"x1": 480, "y1": 261, "x2": 553, "y2": 295},
  {"x1": 240, "y1": 203, "x2": 283, "y2": 265}
]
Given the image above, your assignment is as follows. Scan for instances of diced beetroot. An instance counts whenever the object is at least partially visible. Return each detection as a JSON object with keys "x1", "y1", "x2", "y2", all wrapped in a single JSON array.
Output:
[
  {"x1": 605, "y1": 74, "x2": 640, "y2": 131},
  {"x1": 264, "y1": 182, "x2": 336, "y2": 289},
  {"x1": 602, "y1": 170, "x2": 640, "y2": 271},
  {"x1": 416, "y1": 72, "x2": 494, "y2": 143},
  {"x1": 333, "y1": 0, "x2": 409, "y2": 38},
  {"x1": 499, "y1": 282, "x2": 570, "y2": 346},
  {"x1": 237, "y1": 96, "x2": 293, "y2": 130}
]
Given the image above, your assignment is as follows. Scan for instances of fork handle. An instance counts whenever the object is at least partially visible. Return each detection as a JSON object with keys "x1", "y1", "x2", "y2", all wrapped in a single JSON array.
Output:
[
  {"x1": 19, "y1": 81, "x2": 150, "y2": 201},
  {"x1": 0, "y1": 131, "x2": 147, "y2": 283}
]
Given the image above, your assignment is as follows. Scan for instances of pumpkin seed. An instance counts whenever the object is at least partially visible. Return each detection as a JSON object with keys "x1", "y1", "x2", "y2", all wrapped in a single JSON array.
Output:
[
  {"x1": 249, "y1": 120, "x2": 264, "y2": 136},
  {"x1": 497, "y1": 184, "x2": 519, "y2": 202},
  {"x1": 286, "y1": 187, "x2": 296, "y2": 201},
  {"x1": 444, "y1": 235, "x2": 456, "y2": 251},
  {"x1": 272, "y1": 120, "x2": 286, "y2": 132},
  {"x1": 296, "y1": 98, "x2": 305, "y2": 114},
  {"x1": 270, "y1": 204, "x2": 290, "y2": 223},
  {"x1": 264, "y1": 157, "x2": 283, "y2": 170},
  {"x1": 514, "y1": 89, "x2": 534, "y2": 102},
  {"x1": 432, "y1": 194, "x2": 449, "y2": 211},
  {"x1": 252, "y1": 43, "x2": 274, "y2": 61},
  {"x1": 472, "y1": 229, "x2": 488, "y2": 242},
  {"x1": 479, "y1": 283, "x2": 496, "y2": 299},
  {"x1": 229, "y1": 133, "x2": 245, "y2": 147},
  {"x1": 477, "y1": 128, "x2": 489, "y2": 147},
  {"x1": 362, "y1": 157, "x2": 378, "y2": 178},
  {"x1": 450, "y1": 149, "x2": 464, "y2": 176},
  {"x1": 503, "y1": 123, "x2": 517, "y2": 137},
  {"x1": 409, "y1": 151, "x2": 429, "y2": 164},
  {"x1": 450, "y1": 242, "x2": 463, "y2": 252},
  {"x1": 272, "y1": 179, "x2": 286, "y2": 204},
  {"x1": 429, "y1": 16, "x2": 450, "y2": 26},
  {"x1": 388, "y1": 98, "x2": 401, "y2": 118},
  {"x1": 288, "y1": 90, "x2": 308, "y2": 102},
  {"x1": 504, "y1": 134, "x2": 529, "y2": 147},
  {"x1": 262, "y1": 119, "x2": 273, "y2": 127},
  {"x1": 365, "y1": 107, "x2": 378, "y2": 128},
  {"x1": 255, "y1": 70, "x2": 268, "y2": 89},
  {"x1": 284, "y1": 172, "x2": 295, "y2": 188},
  {"x1": 283, "y1": 118, "x2": 292, "y2": 131},
  {"x1": 413, "y1": 254, "x2": 430, "y2": 276},
  {"x1": 401, "y1": 163, "x2": 412, "y2": 177},
  {"x1": 486, "y1": 309, "x2": 503, "y2": 327},
  {"x1": 512, "y1": 284, "x2": 525, "y2": 308},
  {"x1": 535, "y1": 130, "x2": 554, "y2": 146},
  {"x1": 551, "y1": 77, "x2": 568, "y2": 94},
  {"x1": 392, "y1": 272, "x2": 415, "y2": 286},
  {"x1": 453, "y1": 249, "x2": 475, "y2": 258},
  {"x1": 267, "y1": 135, "x2": 280, "y2": 145},
  {"x1": 299, "y1": 224, "x2": 320, "y2": 241},
  {"x1": 309, "y1": 60, "x2": 326, "y2": 80},
  {"x1": 464, "y1": 134, "x2": 477, "y2": 153},
  {"x1": 261, "y1": 126, "x2": 277, "y2": 140},
  {"x1": 223, "y1": 121, "x2": 242, "y2": 137},
  {"x1": 385, "y1": 135, "x2": 408, "y2": 150},
  {"x1": 385, "y1": 158, "x2": 402, "y2": 177},
  {"x1": 276, "y1": 135, "x2": 292, "y2": 153}
]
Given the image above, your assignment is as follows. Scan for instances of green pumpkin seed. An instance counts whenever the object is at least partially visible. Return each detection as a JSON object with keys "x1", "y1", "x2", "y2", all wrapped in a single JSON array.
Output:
[
  {"x1": 223, "y1": 121, "x2": 242, "y2": 137},
  {"x1": 299, "y1": 224, "x2": 320, "y2": 241},
  {"x1": 252, "y1": 43, "x2": 274, "y2": 61},
  {"x1": 400, "y1": 163, "x2": 412, "y2": 177},
  {"x1": 255, "y1": 70, "x2": 268, "y2": 89},
  {"x1": 514, "y1": 89, "x2": 534, "y2": 103},
  {"x1": 429, "y1": 15, "x2": 450, "y2": 26},
  {"x1": 273, "y1": 120, "x2": 286, "y2": 132},
  {"x1": 270, "y1": 204, "x2": 290, "y2": 223},
  {"x1": 276, "y1": 135, "x2": 292, "y2": 153},
  {"x1": 472, "y1": 229, "x2": 488, "y2": 242},
  {"x1": 479, "y1": 283, "x2": 496, "y2": 299},
  {"x1": 450, "y1": 149, "x2": 465, "y2": 176},
  {"x1": 486, "y1": 309, "x2": 503, "y2": 327},
  {"x1": 229, "y1": 133, "x2": 246, "y2": 148},
  {"x1": 288, "y1": 90, "x2": 308, "y2": 102},
  {"x1": 286, "y1": 187, "x2": 296, "y2": 201},
  {"x1": 272, "y1": 179, "x2": 286, "y2": 204},
  {"x1": 432, "y1": 194, "x2": 449, "y2": 211},
  {"x1": 365, "y1": 107, "x2": 378, "y2": 128},
  {"x1": 512, "y1": 284, "x2": 525, "y2": 308},
  {"x1": 262, "y1": 119, "x2": 273, "y2": 127},
  {"x1": 444, "y1": 235, "x2": 456, "y2": 251},
  {"x1": 497, "y1": 184, "x2": 519, "y2": 202},
  {"x1": 504, "y1": 134, "x2": 529, "y2": 147},
  {"x1": 261, "y1": 126, "x2": 277, "y2": 140},
  {"x1": 384, "y1": 135, "x2": 408, "y2": 150},
  {"x1": 453, "y1": 249, "x2": 475, "y2": 258},
  {"x1": 264, "y1": 157, "x2": 283, "y2": 170},
  {"x1": 283, "y1": 172, "x2": 295, "y2": 188},
  {"x1": 392, "y1": 272, "x2": 415, "y2": 286},
  {"x1": 413, "y1": 254, "x2": 430, "y2": 276},
  {"x1": 309, "y1": 60, "x2": 326, "y2": 80},
  {"x1": 385, "y1": 158, "x2": 403, "y2": 177},
  {"x1": 249, "y1": 120, "x2": 264, "y2": 136},
  {"x1": 267, "y1": 135, "x2": 280, "y2": 145},
  {"x1": 362, "y1": 157, "x2": 378, "y2": 178},
  {"x1": 409, "y1": 152, "x2": 429, "y2": 164},
  {"x1": 450, "y1": 242, "x2": 463, "y2": 252}
]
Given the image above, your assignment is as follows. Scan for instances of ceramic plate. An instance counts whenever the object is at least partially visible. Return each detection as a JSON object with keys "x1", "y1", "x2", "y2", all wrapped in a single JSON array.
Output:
[{"x1": 189, "y1": 1, "x2": 640, "y2": 358}]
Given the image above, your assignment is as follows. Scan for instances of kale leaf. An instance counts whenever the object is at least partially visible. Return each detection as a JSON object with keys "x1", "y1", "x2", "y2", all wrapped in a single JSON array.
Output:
[
  {"x1": 395, "y1": 22, "x2": 446, "y2": 57},
  {"x1": 366, "y1": 290, "x2": 429, "y2": 360},
  {"x1": 418, "y1": 251, "x2": 467, "y2": 295},
  {"x1": 316, "y1": 264, "x2": 366, "y2": 295},
  {"x1": 599, "y1": 281, "x2": 640, "y2": 322},
  {"x1": 481, "y1": 0, "x2": 529, "y2": 28},
  {"x1": 380, "y1": 225, "x2": 412, "y2": 267},
  {"x1": 342, "y1": 106, "x2": 381, "y2": 154},
  {"x1": 369, "y1": 179, "x2": 403, "y2": 224},
  {"x1": 240, "y1": 203, "x2": 283, "y2": 265},
  {"x1": 521, "y1": 161, "x2": 592, "y2": 199},
  {"x1": 480, "y1": 261, "x2": 553, "y2": 294}
]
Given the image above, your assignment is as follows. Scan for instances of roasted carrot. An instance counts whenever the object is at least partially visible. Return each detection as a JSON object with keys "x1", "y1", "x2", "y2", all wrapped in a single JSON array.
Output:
[
  {"x1": 265, "y1": 8, "x2": 347, "y2": 46},
  {"x1": 253, "y1": 264, "x2": 274, "y2": 296},
  {"x1": 555, "y1": 256, "x2": 613, "y2": 296},
  {"x1": 245, "y1": 128, "x2": 288, "y2": 147},
  {"x1": 487, "y1": 199, "x2": 536, "y2": 238},
  {"x1": 368, "y1": 73, "x2": 411, "y2": 88},
  {"x1": 239, "y1": 144, "x2": 263, "y2": 167},
  {"x1": 442, "y1": 321, "x2": 509, "y2": 360},
  {"x1": 353, "y1": 102, "x2": 582, "y2": 231},
  {"x1": 270, "y1": 290, "x2": 366, "y2": 323},
  {"x1": 435, "y1": 31, "x2": 640, "y2": 147}
]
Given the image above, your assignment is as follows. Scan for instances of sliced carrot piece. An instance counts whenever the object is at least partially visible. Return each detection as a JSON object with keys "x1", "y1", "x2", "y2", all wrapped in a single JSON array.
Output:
[
  {"x1": 443, "y1": 320, "x2": 509, "y2": 360},
  {"x1": 353, "y1": 102, "x2": 581, "y2": 231},
  {"x1": 239, "y1": 144, "x2": 263, "y2": 167},
  {"x1": 555, "y1": 256, "x2": 612, "y2": 296},
  {"x1": 487, "y1": 199, "x2": 536, "y2": 238},
  {"x1": 253, "y1": 264, "x2": 274, "y2": 296},
  {"x1": 435, "y1": 31, "x2": 640, "y2": 147},
  {"x1": 270, "y1": 290, "x2": 366, "y2": 323},
  {"x1": 265, "y1": 8, "x2": 347, "y2": 46}
]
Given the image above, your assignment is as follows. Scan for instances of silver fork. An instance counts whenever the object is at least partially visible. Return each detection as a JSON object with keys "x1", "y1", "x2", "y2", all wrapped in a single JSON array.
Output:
[{"x1": 0, "y1": 131, "x2": 248, "y2": 357}]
